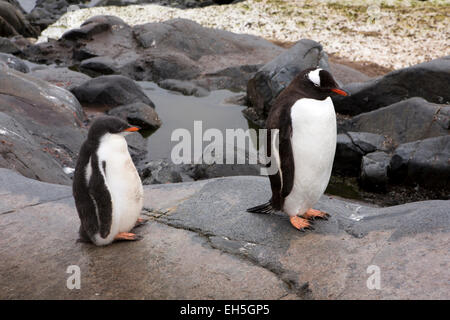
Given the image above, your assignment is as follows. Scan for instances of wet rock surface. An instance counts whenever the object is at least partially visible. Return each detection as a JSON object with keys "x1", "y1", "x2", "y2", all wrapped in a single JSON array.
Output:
[
  {"x1": 0, "y1": 1, "x2": 38, "y2": 37},
  {"x1": 333, "y1": 56, "x2": 450, "y2": 116},
  {"x1": 340, "y1": 97, "x2": 450, "y2": 145},
  {"x1": 0, "y1": 169, "x2": 448, "y2": 299},
  {"x1": 389, "y1": 135, "x2": 450, "y2": 189},
  {"x1": 0, "y1": 64, "x2": 86, "y2": 184},
  {"x1": 71, "y1": 75, "x2": 155, "y2": 109},
  {"x1": 22, "y1": 17, "x2": 284, "y2": 90},
  {"x1": 107, "y1": 102, "x2": 162, "y2": 130},
  {"x1": 246, "y1": 39, "x2": 330, "y2": 123},
  {"x1": 29, "y1": 65, "x2": 92, "y2": 90}
]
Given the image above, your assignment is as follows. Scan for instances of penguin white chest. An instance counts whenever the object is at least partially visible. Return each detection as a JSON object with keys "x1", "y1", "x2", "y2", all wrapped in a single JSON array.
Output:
[
  {"x1": 283, "y1": 97, "x2": 337, "y2": 216},
  {"x1": 97, "y1": 133, "x2": 144, "y2": 233}
]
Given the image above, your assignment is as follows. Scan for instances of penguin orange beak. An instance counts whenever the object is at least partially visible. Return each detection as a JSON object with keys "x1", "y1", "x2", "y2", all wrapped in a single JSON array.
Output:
[
  {"x1": 123, "y1": 127, "x2": 140, "y2": 132},
  {"x1": 331, "y1": 88, "x2": 349, "y2": 96}
]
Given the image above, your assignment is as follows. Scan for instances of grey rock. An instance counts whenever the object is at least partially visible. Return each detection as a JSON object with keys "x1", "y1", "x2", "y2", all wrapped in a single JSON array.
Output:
[
  {"x1": 23, "y1": 18, "x2": 283, "y2": 90},
  {"x1": 0, "y1": 169, "x2": 289, "y2": 299},
  {"x1": 62, "y1": 15, "x2": 127, "y2": 41},
  {"x1": 124, "y1": 131, "x2": 148, "y2": 164},
  {"x1": 0, "y1": 36, "x2": 20, "y2": 54},
  {"x1": 158, "y1": 79, "x2": 209, "y2": 97},
  {"x1": 342, "y1": 97, "x2": 450, "y2": 145},
  {"x1": 333, "y1": 56, "x2": 450, "y2": 115},
  {"x1": 79, "y1": 56, "x2": 118, "y2": 77},
  {"x1": 107, "y1": 102, "x2": 162, "y2": 130},
  {"x1": 27, "y1": 0, "x2": 87, "y2": 31},
  {"x1": 333, "y1": 132, "x2": 392, "y2": 176},
  {"x1": 0, "y1": 1, "x2": 38, "y2": 37},
  {"x1": 360, "y1": 151, "x2": 391, "y2": 192},
  {"x1": 247, "y1": 39, "x2": 330, "y2": 120},
  {"x1": 389, "y1": 135, "x2": 450, "y2": 189},
  {"x1": 0, "y1": 113, "x2": 72, "y2": 185},
  {"x1": 194, "y1": 64, "x2": 262, "y2": 92},
  {"x1": 0, "y1": 64, "x2": 87, "y2": 179},
  {"x1": 0, "y1": 169, "x2": 449, "y2": 299},
  {"x1": 71, "y1": 75, "x2": 155, "y2": 109},
  {"x1": 29, "y1": 66, "x2": 92, "y2": 90},
  {"x1": 141, "y1": 159, "x2": 194, "y2": 185},
  {"x1": 0, "y1": 52, "x2": 29, "y2": 73},
  {"x1": 329, "y1": 61, "x2": 371, "y2": 85},
  {"x1": 140, "y1": 142, "x2": 261, "y2": 184}
]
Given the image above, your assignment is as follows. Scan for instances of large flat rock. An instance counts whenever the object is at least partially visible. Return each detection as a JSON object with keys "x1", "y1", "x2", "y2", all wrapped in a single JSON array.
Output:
[{"x1": 0, "y1": 169, "x2": 448, "y2": 299}]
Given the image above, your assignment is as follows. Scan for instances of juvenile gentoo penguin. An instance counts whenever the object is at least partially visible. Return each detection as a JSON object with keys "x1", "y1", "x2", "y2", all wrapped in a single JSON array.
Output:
[
  {"x1": 73, "y1": 116, "x2": 144, "y2": 246},
  {"x1": 247, "y1": 68, "x2": 348, "y2": 231}
]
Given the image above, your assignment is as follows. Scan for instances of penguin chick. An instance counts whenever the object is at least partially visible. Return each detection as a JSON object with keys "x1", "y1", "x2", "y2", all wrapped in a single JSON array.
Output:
[
  {"x1": 247, "y1": 68, "x2": 348, "y2": 231},
  {"x1": 73, "y1": 116, "x2": 144, "y2": 245}
]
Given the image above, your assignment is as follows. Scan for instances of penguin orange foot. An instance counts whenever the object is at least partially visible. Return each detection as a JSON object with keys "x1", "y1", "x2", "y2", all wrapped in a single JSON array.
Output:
[
  {"x1": 134, "y1": 218, "x2": 148, "y2": 228},
  {"x1": 114, "y1": 232, "x2": 141, "y2": 241},
  {"x1": 290, "y1": 216, "x2": 314, "y2": 231},
  {"x1": 303, "y1": 208, "x2": 330, "y2": 220}
]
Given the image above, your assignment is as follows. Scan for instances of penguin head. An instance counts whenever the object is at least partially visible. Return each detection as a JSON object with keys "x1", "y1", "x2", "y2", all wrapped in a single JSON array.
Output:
[
  {"x1": 87, "y1": 116, "x2": 139, "y2": 142},
  {"x1": 303, "y1": 68, "x2": 349, "y2": 98}
]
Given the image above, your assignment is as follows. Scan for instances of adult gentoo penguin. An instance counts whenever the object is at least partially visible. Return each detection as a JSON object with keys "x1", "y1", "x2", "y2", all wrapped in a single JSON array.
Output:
[
  {"x1": 247, "y1": 68, "x2": 348, "y2": 231},
  {"x1": 73, "y1": 116, "x2": 144, "y2": 246}
]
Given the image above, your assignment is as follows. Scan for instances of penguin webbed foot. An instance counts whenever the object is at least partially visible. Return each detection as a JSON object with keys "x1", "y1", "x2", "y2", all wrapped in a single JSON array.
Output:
[
  {"x1": 114, "y1": 232, "x2": 143, "y2": 242},
  {"x1": 134, "y1": 218, "x2": 149, "y2": 228},
  {"x1": 303, "y1": 208, "x2": 330, "y2": 221},
  {"x1": 290, "y1": 216, "x2": 314, "y2": 232}
]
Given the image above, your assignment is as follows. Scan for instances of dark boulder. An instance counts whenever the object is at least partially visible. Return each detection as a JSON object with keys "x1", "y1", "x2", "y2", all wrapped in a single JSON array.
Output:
[
  {"x1": 389, "y1": 135, "x2": 450, "y2": 189},
  {"x1": 23, "y1": 17, "x2": 283, "y2": 91},
  {"x1": 124, "y1": 130, "x2": 148, "y2": 164},
  {"x1": 194, "y1": 64, "x2": 263, "y2": 92},
  {"x1": 71, "y1": 75, "x2": 155, "y2": 109},
  {"x1": 29, "y1": 66, "x2": 92, "y2": 90},
  {"x1": 329, "y1": 61, "x2": 371, "y2": 85},
  {"x1": 79, "y1": 56, "x2": 118, "y2": 77},
  {"x1": 360, "y1": 151, "x2": 391, "y2": 192},
  {"x1": 333, "y1": 56, "x2": 450, "y2": 115},
  {"x1": 0, "y1": 64, "x2": 87, "y2": 184},
  {"x1": 333, "y1": 132, "x2": 393, "y2": 176},
  {"x1": 0, "y1": 52, "x2": 29, "y2": 73},
  {"x1": 0, "y1": 1, "x2": 38, "y2": 37},
  {"x1": 0, "y1": 112, "x2": 72, "y2": 185},
  {"x1": 0, "y1": 36, "x2": 20, "y2": 54},
  {"x1": 158, "y1": 79, "x2": 209, "y2": 97},
  {"x1": 341, "y1": 97, "x2": 449, "y2": 145},
  {"x1": 107, "y1": 102, "x2": 162, "y2": 130},
  {"x1": 140, "y1": 159, "x2": 194, "y2": 185},
  {"x1": 246, "y1": 39, "x2": 329, "y2": 121},
  {"x1": 62, "y1": 15, "x2": 128, "y2": 41},
  {"x1": 27, "y1": 0, "x2": 85, "y2": 31}
]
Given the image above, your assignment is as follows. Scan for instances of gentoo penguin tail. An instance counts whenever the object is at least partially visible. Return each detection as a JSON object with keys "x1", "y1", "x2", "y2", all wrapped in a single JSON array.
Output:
[{"x1": 247, "y1": 201, "x2": 274, "y2": 214}]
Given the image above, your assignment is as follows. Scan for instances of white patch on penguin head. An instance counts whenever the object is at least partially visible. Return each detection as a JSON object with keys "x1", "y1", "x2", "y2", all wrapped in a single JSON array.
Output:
[{"x1": 307, "y1": 68, "x2": 322, "y2": 87}]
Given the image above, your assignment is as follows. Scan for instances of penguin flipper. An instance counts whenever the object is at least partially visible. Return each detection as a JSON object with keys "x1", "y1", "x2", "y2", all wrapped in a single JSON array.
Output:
[
  {"x1": 278, "y1": 109, "x2": 295, "y2": 199},
  {"x1": 88, "y1": 156, "x2": 113, "y2": 239},
  {"x1": 247, "y1": 201, "x2": 274, "y2": 214},
  {"x1": 73, "y1": 155, "x2": 100, "y2": 242}
]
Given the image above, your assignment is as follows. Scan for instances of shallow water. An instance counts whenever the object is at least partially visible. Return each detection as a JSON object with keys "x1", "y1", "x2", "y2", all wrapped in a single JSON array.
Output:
[
  {"x1": 17, "y1": 0, "x2": 36, "y2": 13},
  {"x1": 138, "y1": 81, "x2": 254, "y2": 161}
]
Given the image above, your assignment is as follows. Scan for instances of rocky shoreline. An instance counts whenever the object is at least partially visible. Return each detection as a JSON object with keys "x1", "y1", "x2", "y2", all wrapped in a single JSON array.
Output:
[
  {"x1": 0, "y1": 0, "x2": 449, "y2": 300},
  {"x1": 1, "y1": 168, "x2": 449, "y2": 299},
  {"x1": 0, "y1": 0, "x2": 449, "y2": 206}
]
